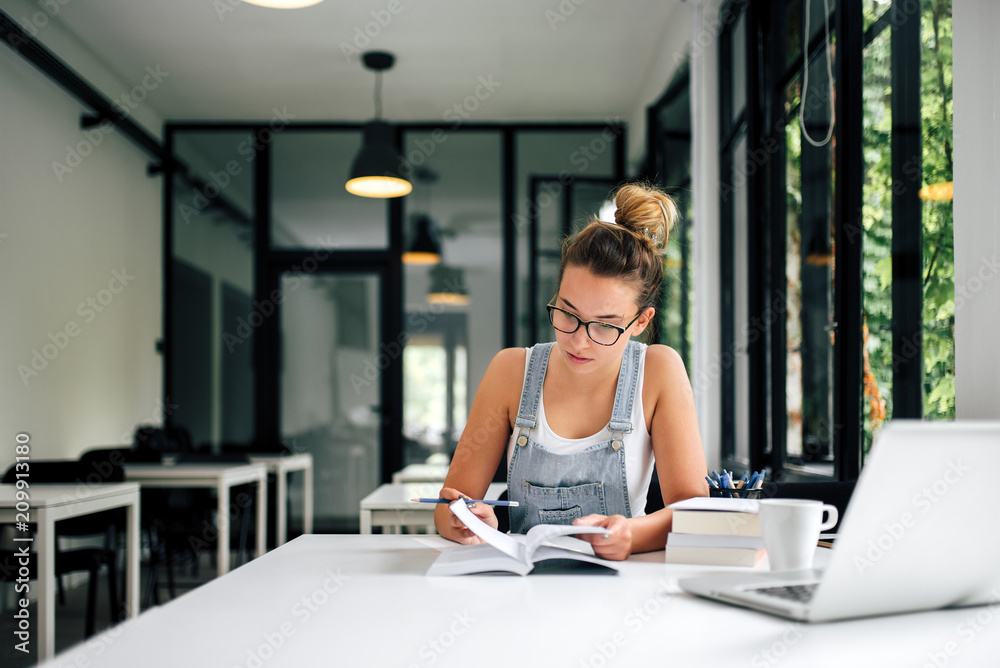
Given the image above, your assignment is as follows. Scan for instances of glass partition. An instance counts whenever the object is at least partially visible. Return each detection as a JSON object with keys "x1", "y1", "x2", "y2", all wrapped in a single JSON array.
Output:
[
  {"x1": 515, "y1": 130, "x2": 620, "y2": 348},
  {"x1": 400, "y1": 131, "x2": 502, "y2": 464},
  {"x1": 171, "y1": 131, "x2": 255, "y2": 450},
  {"x1": 280, "y1": 272, "x2": 382, "y2": 531},
  {"x1": 272, "y1": 131, "x2": 387, "y2": 249}
]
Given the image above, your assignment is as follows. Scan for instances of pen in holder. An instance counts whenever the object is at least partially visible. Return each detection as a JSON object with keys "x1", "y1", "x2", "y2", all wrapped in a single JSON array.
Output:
[
  {"x1": 705, "y1": 469, "x2": 765, "y2": 499},
  {"x1": 709, "y1": 487, "x2": 761, "y2": 500}
]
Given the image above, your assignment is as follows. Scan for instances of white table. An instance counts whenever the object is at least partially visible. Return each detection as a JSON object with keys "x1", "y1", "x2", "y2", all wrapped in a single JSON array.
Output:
[
  {"x1": 39, "y1": 534, "x2": 1000, "y2": 668},
  {"x1": 359, "y1": 481, "x2": 505, "y2": 534},
  {"x1": 249, "y1": 454, "x2": 314, "y2": 546},
  {"x1": 0, "y1": 483, "x2": 140, "y2": 661},
  {"x1": 391, "y1": 462, "x2": 449, "y2": 483},
  {"x1": 124, "y1": 463, "x2": 267, "y2": 576}
]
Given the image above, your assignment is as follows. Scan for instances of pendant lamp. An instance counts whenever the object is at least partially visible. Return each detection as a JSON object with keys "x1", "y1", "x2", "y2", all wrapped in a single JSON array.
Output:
[
  {"x1": 241, "y1": 0, "x2": 324, "y2": 7},
  {"x1": 427, "y1": 265, "x2": 470, "y2": 306},
  {"x1": 345, "y1": 51, "x2": 412, "y2": 198},
  {"x1": 402, "y1": 215, "x2": 442, "y2": 265},
  {"x1": 402, "y1": 168, "x2": 441, "y2": 264}
]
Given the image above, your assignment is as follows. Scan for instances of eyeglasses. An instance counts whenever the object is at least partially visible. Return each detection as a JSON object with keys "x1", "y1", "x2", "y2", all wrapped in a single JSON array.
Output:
[{"x1": 546, "y1": 304, "x2": 642, "y2": 346}]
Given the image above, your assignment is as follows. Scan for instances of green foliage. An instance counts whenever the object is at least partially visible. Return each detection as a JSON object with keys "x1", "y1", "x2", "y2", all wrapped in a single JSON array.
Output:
[{"x1": 861, "y1": 0, "x2": 954, "y2": 453}]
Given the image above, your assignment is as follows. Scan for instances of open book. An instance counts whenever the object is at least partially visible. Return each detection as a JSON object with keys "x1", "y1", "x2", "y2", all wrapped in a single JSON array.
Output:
[{"x1": 425, "y1": 499, "x2": 621, "y2": 576}]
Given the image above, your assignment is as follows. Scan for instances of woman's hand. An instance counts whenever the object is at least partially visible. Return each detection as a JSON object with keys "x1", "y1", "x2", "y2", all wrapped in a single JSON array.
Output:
[
  {"x1": 572, "y1": 514, "x2": 633, "y2": 561},
  {"x1": 437, "y1": 487, "x2": 498, "y2": 544}
]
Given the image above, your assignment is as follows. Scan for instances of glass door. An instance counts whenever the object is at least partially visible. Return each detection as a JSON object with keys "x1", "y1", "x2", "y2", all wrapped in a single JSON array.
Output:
[{"x1": 279, "y1": 271, "x2": 383, "y2": 532}]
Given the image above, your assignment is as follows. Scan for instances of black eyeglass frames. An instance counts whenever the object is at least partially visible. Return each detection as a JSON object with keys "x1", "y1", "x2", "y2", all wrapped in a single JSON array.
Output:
[{"x1": 545, "y1": 304, "x2": 642, "y2": 346}]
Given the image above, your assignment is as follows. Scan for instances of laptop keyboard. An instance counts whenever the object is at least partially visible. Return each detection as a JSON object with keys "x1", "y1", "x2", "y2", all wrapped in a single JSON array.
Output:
[{"x1": 753, "y1": 583, "x2": 818, "y2": 603}]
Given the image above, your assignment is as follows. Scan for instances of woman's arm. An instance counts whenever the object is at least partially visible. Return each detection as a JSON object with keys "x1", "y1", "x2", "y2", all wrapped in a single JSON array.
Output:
[
  {"x1": 575, "y1": 345, "x2": 708, "y2": 559},
  {"x1": 434, "y1": 347, "x2": 524, "y2": 543}
]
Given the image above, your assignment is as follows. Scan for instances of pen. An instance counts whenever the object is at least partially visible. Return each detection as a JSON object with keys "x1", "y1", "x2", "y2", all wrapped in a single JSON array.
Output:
[{"x1": 410, "y1": 498, "x2": 520, "y2": 507}]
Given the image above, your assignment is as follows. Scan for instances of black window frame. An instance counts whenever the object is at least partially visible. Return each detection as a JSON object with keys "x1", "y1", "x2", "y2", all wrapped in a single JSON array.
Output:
[{"x1": 718, "y1": 0, "x2": 928, "y2": 481}]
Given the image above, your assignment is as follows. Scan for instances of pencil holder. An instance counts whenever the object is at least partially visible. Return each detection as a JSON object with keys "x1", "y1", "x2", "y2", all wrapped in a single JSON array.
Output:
[{"x1": 709, "y1": 487, "x2": 761, "y2": 500}]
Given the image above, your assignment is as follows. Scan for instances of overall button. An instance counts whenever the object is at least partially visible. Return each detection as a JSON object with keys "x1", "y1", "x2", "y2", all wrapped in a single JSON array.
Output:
[
  {"x1": 612, "y1": 440, "x2": 622, "y2": 451},
  {"x1": 517, "y1": 435, "x2": 527, "y2": 446}
]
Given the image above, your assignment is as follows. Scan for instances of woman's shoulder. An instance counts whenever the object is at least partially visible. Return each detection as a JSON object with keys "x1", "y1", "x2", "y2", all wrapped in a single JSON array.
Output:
[
  {"x1": 642, "y1": 343, "x2": 689, "y2": 385},
  {"x1": 492, "y1": 346, "x2": 527, "y2": 369},
  {"x1": 484, "y1": 347, "x2": 528, "y2": 384},
  {"x1": 477, "y1": 348, "x2": 528, "y2": 417}
]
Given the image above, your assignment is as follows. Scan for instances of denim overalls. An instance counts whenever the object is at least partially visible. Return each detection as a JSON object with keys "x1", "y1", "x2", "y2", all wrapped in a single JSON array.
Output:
[{"x1": 507, "y1": 340, "x2": 644, "y2": 534}]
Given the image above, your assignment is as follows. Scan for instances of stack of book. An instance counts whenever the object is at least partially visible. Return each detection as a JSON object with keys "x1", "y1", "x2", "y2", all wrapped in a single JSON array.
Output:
[{"x1": 665, "y1": 497, "x2": 765, "y2": 567}]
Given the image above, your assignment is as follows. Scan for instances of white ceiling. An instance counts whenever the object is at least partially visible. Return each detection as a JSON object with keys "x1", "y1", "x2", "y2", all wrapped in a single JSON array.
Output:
[
  {"x1": 41, "y1": 0, "x2": 685, "y2": 123},
  {"x1": 15, "y1": 0, "x2": 690, "y2": 276}
]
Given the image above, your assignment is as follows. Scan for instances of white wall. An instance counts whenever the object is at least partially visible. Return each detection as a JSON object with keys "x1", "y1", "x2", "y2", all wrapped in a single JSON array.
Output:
[
  {"x1": 0, "y1": 13, "x2": 164, "y2": 465},
  {"x1": 689, "y1": 0, "x2": 724, "y2": 471},
  {"x1": 625, "y1": 1, "x2": 694, "y2": 173},
  {"x1": 953, "y1": 0, "x2": 1000, "y2": 419},
  {"x1": 622, "y1": 0, "x2": 725, "y2": 470}
]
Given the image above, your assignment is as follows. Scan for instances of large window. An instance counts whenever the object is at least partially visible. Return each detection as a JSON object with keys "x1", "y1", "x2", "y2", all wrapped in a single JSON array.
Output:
[
  {"x1": 646, "y1": 62, "x2": 694, "y2": 368},
  {"x1": 719, "y1": 0, "x2": 953, "y2": 480},
  {"x1": 860, "y1": 0, "x2": 955, "y2": 453}
]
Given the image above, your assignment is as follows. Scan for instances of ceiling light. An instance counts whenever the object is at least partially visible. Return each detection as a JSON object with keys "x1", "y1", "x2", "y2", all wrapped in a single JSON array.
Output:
[
  {"x1": 345, "y1": 51, "x2": 412, "y2": 198},
  {"x1": 427, "y1": 265, "x2": 470, "y2": 306},
  {"x1": 241, "y1": 0, "x2": 325, "y2": 8},
  {"x1": 402, "y1": 215, "x2": 442, "y2": 265}
]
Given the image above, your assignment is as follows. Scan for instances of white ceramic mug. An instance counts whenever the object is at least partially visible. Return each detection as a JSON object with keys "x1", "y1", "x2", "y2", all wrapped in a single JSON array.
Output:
[{"x1": 758, "y1": 498, "x2": 838, "y2": 571}]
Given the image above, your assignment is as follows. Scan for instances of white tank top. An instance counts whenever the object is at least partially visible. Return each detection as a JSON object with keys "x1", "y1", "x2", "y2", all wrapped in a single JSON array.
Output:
[{"x1": 505, "y1": 343, "x2": 656, "y2": 515}]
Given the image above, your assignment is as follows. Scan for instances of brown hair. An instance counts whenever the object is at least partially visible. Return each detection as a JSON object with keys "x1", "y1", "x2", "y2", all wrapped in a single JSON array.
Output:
[{"x1": 558, "y1": 182, "x2": 679, "y2": 317}]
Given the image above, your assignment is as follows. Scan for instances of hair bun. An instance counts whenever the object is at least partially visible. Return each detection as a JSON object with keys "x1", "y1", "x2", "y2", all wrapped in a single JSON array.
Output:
[{"x1": 612, "y1": 182, "x2": 678, "y2": 254}]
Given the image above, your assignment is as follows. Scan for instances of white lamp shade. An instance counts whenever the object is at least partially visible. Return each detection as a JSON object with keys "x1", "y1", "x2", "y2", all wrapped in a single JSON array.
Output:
[{"x1": 241, "y1": 0, "x2": 325, "y2": 8}]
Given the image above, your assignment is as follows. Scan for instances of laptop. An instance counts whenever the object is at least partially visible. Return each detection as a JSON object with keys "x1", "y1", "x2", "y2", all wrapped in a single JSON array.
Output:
[{"x1": 679, "y1": 420, "x2": 1000, "y2": 622}]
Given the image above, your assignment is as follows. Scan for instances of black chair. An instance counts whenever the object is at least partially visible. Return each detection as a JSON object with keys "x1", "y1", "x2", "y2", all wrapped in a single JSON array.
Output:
[
  {"x1": 126, "y1": 425, "x2": 213, "y2": 604},
  {"x1": 1, "y1": 460, "x2": 124, "y2": 638},
  {"x1": 175, "y1": 450, "x2": 256, "y2": 567},
  {"x1": 78, "y1": 445, "x2": 168, "y2": 606},
  {"x1": 83, "y1": 430, "x2": 203, "y2": 606},
  {"x1": 118, "y1": 427, "x2": 258, "y2": 603}
]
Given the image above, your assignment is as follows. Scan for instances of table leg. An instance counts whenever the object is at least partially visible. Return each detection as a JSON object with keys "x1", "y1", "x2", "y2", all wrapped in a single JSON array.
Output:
[
  {"x1": 217, "y1": 483, "x2": 230, "y2": 576},
  {"x1": 276, "y1": 469, "x2": 287, "y2": 546},
  {"x1": 303, "y1": 463, "x2": 314, "y2": 535},
  {"x1": 255, "y1": 474, "x2": 267, "y2": 559},
  {"x1": 360, "y1": 508, "x2": 372, "y2": 534},
  {"x1": 36, "y1": 509, "x2": 55, "y2": 660},
  {"x1": 125, "y1": 495, "x2": 140, "y2": 618}
]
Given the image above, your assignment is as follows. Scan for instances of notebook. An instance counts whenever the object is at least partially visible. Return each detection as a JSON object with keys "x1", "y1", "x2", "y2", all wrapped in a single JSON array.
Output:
[{"x1": 679, "y1": 420, "x2": 1000, "y2": 622}]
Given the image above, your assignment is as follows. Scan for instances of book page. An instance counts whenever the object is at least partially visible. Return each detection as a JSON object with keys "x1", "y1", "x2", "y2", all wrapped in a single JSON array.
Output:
[
  {"x1": 449, "y1": 499, "x2": 524, "y2": 562},
  {"x1": 523, "y1": 524, "x2": 610, "y2": 563},
  {"x1": 425, "y1": 543, "x2": 532, "y2": 577}
]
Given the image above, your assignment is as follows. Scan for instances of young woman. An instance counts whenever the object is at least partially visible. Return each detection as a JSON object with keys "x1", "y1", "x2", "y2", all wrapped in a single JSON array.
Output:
[{"x1": 435, "y1": 182, "x2": 708, "y2": 560}]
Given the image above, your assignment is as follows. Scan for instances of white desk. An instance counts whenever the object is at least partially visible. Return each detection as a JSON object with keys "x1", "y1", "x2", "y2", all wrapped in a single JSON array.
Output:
[
  {"x1": 40, "y1": 534, "x2": 1000, "y2": 667},
  {"x1": 359, "y1": 481, "x2": 505, "y2": 534},
  {"x1": 391, "y1": 462, "x2": 449, "y2": 483},
  {"x1": 249, "y1": 454, "x2": 314, "y2": 546},
  {"x1": 0, "y1": 483, "x2": 140, "y2": 661},
  {"x1": 124, "y1": 463, "x2": 267, "y2": 576}
]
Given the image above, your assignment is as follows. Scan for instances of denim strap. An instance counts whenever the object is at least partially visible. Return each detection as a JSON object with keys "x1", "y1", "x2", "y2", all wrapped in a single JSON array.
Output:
[
  {"x1": 513, "y1": 342, "x2": 554, "y2": 435},
  {"x1": 606, "y1": 340, "x2": 642, "y2": 449}
]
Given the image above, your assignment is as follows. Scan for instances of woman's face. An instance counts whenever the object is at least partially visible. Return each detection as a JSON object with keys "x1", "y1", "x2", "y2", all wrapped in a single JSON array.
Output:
[{"x1": 551, "y1": 265, "x2": 653, "y2": 377}]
